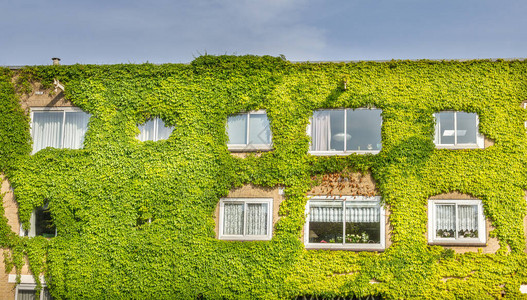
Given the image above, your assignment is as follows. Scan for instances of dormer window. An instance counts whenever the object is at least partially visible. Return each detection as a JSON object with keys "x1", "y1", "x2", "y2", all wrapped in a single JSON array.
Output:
[
  {"x1": 434, "y1": 112, "x2": 484, "y2": 148},
  {"x1": 137, "y1": 118, "x2": 174, "y2": 142},
  {"x1": 308, "y1": 108, "x2": 382, "y2": 155},
  {"x1": 31, "y1": 107, "x2": 91, "y2": 153},
  {"x1": 226, "y1": 110, "x2": 272, "y2": 151}
]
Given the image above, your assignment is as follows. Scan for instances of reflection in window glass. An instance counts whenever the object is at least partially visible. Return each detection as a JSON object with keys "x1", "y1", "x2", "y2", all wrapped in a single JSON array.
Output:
[
  {"x1": 226, "y1": 111, "x2": 272, "y2": 148},
  {"x1": 227, "y1": 114, "x2": 248, "y2": 144},
  {"x1": 248, "y1": 114, "x2": 271, "y2": 145},
  {"x1": 434, "y1": 111, "x2": 480, "y2": 146},
  {"x1": 310, "y1": 109, "x2": 382, "y2": 152},
  {"x1": 456, "y1": 113, "x2": 478, "y2": 144}
]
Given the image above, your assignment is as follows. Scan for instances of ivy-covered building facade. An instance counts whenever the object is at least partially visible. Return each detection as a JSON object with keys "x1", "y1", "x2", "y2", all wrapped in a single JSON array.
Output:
[{"x1": 0, "y1": 56, "x2": 527, "y2": 299}]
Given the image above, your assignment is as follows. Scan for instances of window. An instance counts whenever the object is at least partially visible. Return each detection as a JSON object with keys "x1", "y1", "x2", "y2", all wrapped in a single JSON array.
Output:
[
  {"x1": 226, "y1": 110, "x2": 272, "y2": 150},
  {"x1": 31, "y1": 107, "x2": 91, "y2": 153},
  {"x1": 434, "y1": 111, "x2": 484, "y2": 148},
  {"x1": 428, "y1": 199, "x2": 486, "y2": 245},
  {"x1": 20, "y1": 204, "x2": 56, "y2": 238},
  {"x1": 137, "y1": 118, "x2": 174, "y2": 141},
  {"x1": 218, "y1": 198, "x2": 273, "y2": 240},
  {"x1": 304, "y1": 196, "x2": 385, "y2": 250},
  {"x1": 308, "y1": 108, "x2": 382, "y2": 155},
  {"x1": 9, "y1": 275, "x2": 53, "y2": 300}
]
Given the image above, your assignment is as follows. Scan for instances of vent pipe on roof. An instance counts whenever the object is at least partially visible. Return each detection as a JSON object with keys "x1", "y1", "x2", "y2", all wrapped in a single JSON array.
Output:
[{"x1": 52, "y1": 58, "x2": 61, "y2": 65}]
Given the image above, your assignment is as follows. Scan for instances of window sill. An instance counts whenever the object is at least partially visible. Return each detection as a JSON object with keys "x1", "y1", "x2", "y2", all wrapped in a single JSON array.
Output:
[
  {"x1": 435, "y1": 144, "x2": 484, "y2": 149},
  {"x1": 219, "y1": 236, "x2": 272, "y2": 241},
  {"x1": 305, "y1": 244, "x2": 385, "y2": 251},
  {"x1": 428, "y1": 242, "x2": 486, "y2": 247},
  {"x1": 308, "y1": 150, "x2": 380, "y2": 156},
  {"x1": 227, "y1": 145, "x2": 273, "y2": 152}
]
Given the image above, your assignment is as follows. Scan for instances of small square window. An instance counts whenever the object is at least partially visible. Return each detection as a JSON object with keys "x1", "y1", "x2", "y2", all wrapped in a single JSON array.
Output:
[
  {"x1": 20, "y1": 204, "x2": 56, "y2": 238},
  {"x1": 308, "y1": 108, "x2": 382, "y2": 155},
  {"x1": 434, "y1": 111, "x2": 484, "y2": 148},
  {"x1": 304, "y1": 196, "x2": 385, "y2": 250},
  {"x1": 137, "y1": 118, "x2": 174, "y2": 141},
  {"x1": 31, "y1": 107, "x2": 91, "y2": 153},
  {"x1": 428, "y1": 199, "x2": 486, "y2": 245},
  {"x1": 226, "y1": 111, "x2": 272, "y2": 151},
  {"x1": 218, "y1": 198, "x2": 273, "y2": 240}
]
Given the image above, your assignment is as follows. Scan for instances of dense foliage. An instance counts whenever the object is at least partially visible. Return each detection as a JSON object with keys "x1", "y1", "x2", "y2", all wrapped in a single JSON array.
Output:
[{"x1": 1, "y1": 56, "x2": 527, "y2": 299}]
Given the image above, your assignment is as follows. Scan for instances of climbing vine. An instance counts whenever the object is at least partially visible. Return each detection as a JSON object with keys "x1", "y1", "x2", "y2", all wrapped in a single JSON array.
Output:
[{"x1": 0, "y1": 56, "x2": 527, "y2": 299}]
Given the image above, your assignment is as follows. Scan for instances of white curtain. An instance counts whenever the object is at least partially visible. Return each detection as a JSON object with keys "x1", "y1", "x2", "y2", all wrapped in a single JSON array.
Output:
[
  {"x1": 17, "y1": 290, "x2": 36, "y2": 300},
  {"x1": 156, "y1": 119, "x2": 174, "y2": 140},
  {"x1": 223, "y1": 203, "x2": 244, "y2": 235},
  {"x1": 248, "y1": 114, "x2": 271, "y2": 144},
  {"x1": 458, "y1": 205, "x2": 478, "y2": 232},
  {"x1": 310, "y1": 205, "x2": 343, "y2": 222},
  {"x1": 246, "y1": 203, "x2": 268, "y2": 235},
  {"x1": 311, "y1": 111, "x2": 331, "y2": 151},
  {"x1": 63, "y1": 111, "x2": 90, "y2": 149},
  {"x1": 32, "y1": 111, "x2": 63, "y2": 153},
  {"x1": 227, "y1": 114, "x2": 247, "y2": 144},
  {"x1": 345, "y1": 206, "x2": 379, "y2": 223},
  {"x1": 137, "y1": 119, "x2": 156, "y2": 141},
  {"x1": 436, "y1": 205, "x2": 456, "y2": 233}
]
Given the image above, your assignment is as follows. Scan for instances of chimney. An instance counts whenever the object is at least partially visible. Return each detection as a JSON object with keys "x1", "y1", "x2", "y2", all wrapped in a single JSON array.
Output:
[{"x1": 52, "y1": 58, "x2": 61, "y2": 65}]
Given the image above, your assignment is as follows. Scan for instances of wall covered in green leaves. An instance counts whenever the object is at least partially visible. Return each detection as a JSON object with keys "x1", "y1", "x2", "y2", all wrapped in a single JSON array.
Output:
[{"x1": 1, "y1": 56, "x2": 527, "y2": 299}]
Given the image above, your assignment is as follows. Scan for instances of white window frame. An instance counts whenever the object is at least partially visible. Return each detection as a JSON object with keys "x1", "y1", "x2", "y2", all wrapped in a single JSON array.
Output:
[
  {"x1": 304, "y1": 196, "x2": 385, "y2": 250},
  {"x1": 30, "y1": 107, "x2": 90, "y2": 153},
  {"x1": 428, "y1": 199, "x2": 486, "y2": 245},
  {"x1": 20, "y1": 204, "x2": 57, "y2": 238},
  {"x1": 226, "y1": 110, "x2": 273, "y2": 151},
  {"x1": 433, "y1": 111, "x2": 484, "y2": 149},
  {"x1": 307, "y1": 108, "x2": 382, "y2": 156},
  {"x1": 218, "y1": 198, "x2": 273, "y2": 241},
  {"x1": 136, "y1": 117, "x2": 174, "y2": 142},
  {"x1": 9, "y1": 274, "x2": 50, "y2": 300}
]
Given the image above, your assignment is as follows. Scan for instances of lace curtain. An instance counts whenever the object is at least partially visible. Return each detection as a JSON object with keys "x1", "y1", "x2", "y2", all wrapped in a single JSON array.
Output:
[
  {"x1": 310, "y1": 205, "x2": 379, "y2": 223},
  {"x1": 223, "y1": 203, "x2": 268, "y2": 236},
  {"x1": 435, "y1": 204, "x2": 478, "y2": 236},
  {"x1": 311, "y1": 111, "x2": 331, "y2": 151},
  {"x1": 32, "y1": 111, "x2": 90, "y2": 153}
]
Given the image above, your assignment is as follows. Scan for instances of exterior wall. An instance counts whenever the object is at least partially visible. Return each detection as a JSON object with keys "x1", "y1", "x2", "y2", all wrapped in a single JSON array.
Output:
[
  {"x1": 1, "y1": 175, "x2": 21, "y2": 300},
  {"x1": 18, "y1": 82, "x2": 71, "y2": 112},
  {"x1": 214, "y1": 184, "x2": 284, "y2": 239},
  {"x1": 428, "y1": 192, "x2": 500, "y2": 254}
]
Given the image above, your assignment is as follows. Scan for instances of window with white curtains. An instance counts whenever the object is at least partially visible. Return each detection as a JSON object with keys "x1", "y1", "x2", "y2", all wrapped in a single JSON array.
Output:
[
  {"x1": 31, "y1": 108, "x2": 91, "y2": 153},
  {"x1": 304, "y1": 196, "x2": 385, "y2": 250},
  {"x1": 308, "y1": 108, "x2": 382, "y2": 155},
  {"x1": 137, "y1": 118, "x2": 174, "y2": 141},
  {"x1": 226, "y1": 110, "x2": 272, "y2": 150},
  {"x1": 434, "y1": 111, "x2": 484, "y2": 148},
  {"x1": 219, "y1": 198, "x2": 273, "y2": 240},
  {"x1": 428, "y1": 199, "x2": 486, "y2": 244}
]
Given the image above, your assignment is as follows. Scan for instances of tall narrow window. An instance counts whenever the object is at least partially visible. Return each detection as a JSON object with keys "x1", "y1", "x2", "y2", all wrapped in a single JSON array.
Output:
[
  {"x1": 428, "y1": 199, "x2": 486, "y2": 244},
  {"x1": 31, "y1": 108, "x2": 90, "y2": 153},
  {"x1": 434, "y1": 111, "x2": 484, "y2": 148},
  {"x1": 219, "y1": 198, "x2": 273, "y2": 240},
  {"x1": 308, "y1": 109, "x2": 382, "y2": 155},
  {"x1": 304, "y1": 196, "x2": 385, "y2": 250},
  {"x1": 137, "y1": 118, "x2": 174, "y2": 141},
  {"x1": 226, "y1": 111, "x2": 272, "y2": 151}
]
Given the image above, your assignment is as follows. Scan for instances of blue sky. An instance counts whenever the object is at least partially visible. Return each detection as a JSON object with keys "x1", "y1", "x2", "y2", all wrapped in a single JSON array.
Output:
[{"x1": 1, "y1": 0, "x2": 526, "y2": 65}]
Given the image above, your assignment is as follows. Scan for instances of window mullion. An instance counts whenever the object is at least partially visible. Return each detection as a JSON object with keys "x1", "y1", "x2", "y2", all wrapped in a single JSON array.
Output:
[
  {"x1": 454, "y1": 204, "x2": 458, "y2": 240},
  {"x1": 344, "y1": 109, "x2": 347, "y2": 152},
  {"x1": 154, "y1": 119, "x2": 158, "y2": 141},
  {"x1": 454, "y1": 112, "x2": 457, "y2": 145},
  {"x1": 342, "y1": 200, "x2": 346, "y2": 245},
  {"x1": 246, "y1": 113, "x2": 250, "y2": 145}
]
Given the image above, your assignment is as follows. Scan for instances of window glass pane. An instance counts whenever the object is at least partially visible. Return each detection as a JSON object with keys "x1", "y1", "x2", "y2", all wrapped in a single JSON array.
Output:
[
  {"x1": 246, "y1": 203, "x2": 268, "y2": 235},
  {"x1": 32, "y1": 111, "x2": 63, "y2": 153},
  {"x1": 456, "y1": 112, "x2": 478, "y2": 144},
  {"x1": 309, "y1": 201, "x2": 343, "y2": 243},
  {"x1": 458, "y1": 205, "x2": 478, "y2": 238},
  {"x1": 311, "y1": 110, "x2": 345, "y2": 151},
  {"x1": 63, "y1": 111, "x2": 90, "y2": 149},
  {"x1": 223, "y1": 203, "x2": 244, "y2": 235},
  {"x1": 18, "y1": 289, "x2": 37, "y2": 300},
  {"x1": 156, "y1": 119, "x2": 174, "y2": 140},
  {"x1": 35, "y1": 205, "x2": 56, "y2": 237},
  {"x1": 138, "y1": 120, "x2": 156, "y2": 141},
  {"x1": 345, "y1": 203, "x2": 380, "y2": 243},
  {"x1": 248, "y1": 114, "x2": 271, "y2": 145},
  {"x1": 437, "y1": 112, "x2": 455, "y2": 145},
  {"x1": 227, "y1": 114, "x2": 247, "y2": 144},
  {"x1": 347, "y1": 109, "x2": 382, "y2": 151},
  {"x1": 436, "y1": 204, "x2": 455, "y2": 238}
]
